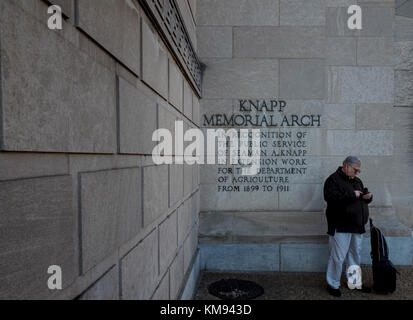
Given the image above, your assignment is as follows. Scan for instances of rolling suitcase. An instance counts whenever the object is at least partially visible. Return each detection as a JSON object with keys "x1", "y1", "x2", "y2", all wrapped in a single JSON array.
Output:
[{"x1": 369, "y1": 218, "x2": 399, "y2": 293}]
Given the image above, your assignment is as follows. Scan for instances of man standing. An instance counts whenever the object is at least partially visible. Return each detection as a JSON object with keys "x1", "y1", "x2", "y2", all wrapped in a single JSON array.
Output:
[{"x1": 324, "y1": 156, "x2": 373, "y2": 297}]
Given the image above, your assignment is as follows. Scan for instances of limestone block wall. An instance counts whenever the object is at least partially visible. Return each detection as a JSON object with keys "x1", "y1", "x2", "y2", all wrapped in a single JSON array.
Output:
[
  {"x1": 197, "y1": 0, "x2": 405, "y2": 238},
  {"x1": 0, "y1": 0, "x2": 200, "y2": 299},
  {"x1": 393, "y1": 0, "x2": 413, "y2": 227}
]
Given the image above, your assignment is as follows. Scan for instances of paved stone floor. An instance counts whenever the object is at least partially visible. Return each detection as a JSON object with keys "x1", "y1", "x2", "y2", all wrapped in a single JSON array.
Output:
[{"x1": 195, "y1": 266, "x2": 413, "y2": 300}]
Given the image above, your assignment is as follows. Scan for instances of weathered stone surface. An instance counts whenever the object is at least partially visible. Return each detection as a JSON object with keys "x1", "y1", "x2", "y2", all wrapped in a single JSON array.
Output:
[
  {"x1": 184, "y1": 225, "x2": 198, "y2": 274},
  {"x1": 118, "y1": 77, "x2": 157, "y2": 155},
  {"x1": 159, "y1": 211, "x2": 178, "y2": 274},
  {"x1": 143, "y1": 165, "x2": 169, "y2": 227},
  {"x1": 327, "y1": 67, "x2": 394, "y2": 103},
  {"x1": 280, "y1": 0, "x2": 325, "y2": 26},
  {"x1": 169, "y1": 249, "x2": 184, "y2": 299},
  {"x1": 325, "y1": 104, "x2": 356, "y2": 129},
  {"x1": 395, "y1": 70, "x2": 413, "y2": 106},
  {"x1": 80, "y1": 168, "x2": 141, "y2": 272},
  {"x1": 0, "y1": 176, "x2": 76, "y2": 299},
  {"x1": 394, "y1": 41, "x2": 413, "y2": 70},
  {"x1": 325, "y1": 0, "x2": 356, "y2": 5},
  {"x1": 116, "y1": 60, "x2": 139, "y2": 86},
  {"x1": 326, "y1": 7, "x2": 361, "y2": 37},
  {"x1": 279, "y1": 184, "x2": 324, "y2": 211},
  {"x1": 169, "y1": 61, "x2": 184, "y2": 111},
  {"x1": 121, "y1": 230, "x2": 158, "y2": 300},
  {"x1": 234, "y1": 27, "x2": 325, "y2": 58},
  {"x1": 327, "y1": 130, "x2": 393, "y2": 156},
  {"x1": 358, "y1": 0, "x2": 394, "y2": 5},
  {"x1": 197, "y1": 26, "x2": 232, "y2": 58},
  {"x1": 392, "y1": 156, "x2": 410, "y2": 187},
  {"x1": 200, "y1": 243, "x2": 280, "y2": 271},
  {"x1": 188, "y1": 0, "x2": 197, "y2": 23},
  {"x1": 68, "y1": 154, "x2": 144, "y2": 175},
  {"x1": 78, "y1": 32, "x2": 116, "y2": 73},
  {"x1": 184, "y1": 81, "x2": 193, "y2": 120},
  {"x1": 170, "y1": 164, "x2": 184, "y2": 207},
  {"x1": 192, "y1": 164, "x2": 200, "y2": 190},
  {"x1": 77, "y1": 0, "x2": 140, "y2": 75},
  {"x1": 367, "y1": 183, "x2": 393, "y2": 207},
  {"x1": 158, "y1": 103, "x2": 178, "y2": 154},
  {"x1": 142, "y1": 19, "x2": 168, "y2": 99},
  {"x1": 79, "y1": 266, "x2": 119, "y2": 300},
  {"x1": 12, "y1": 0, "x2": 74, "y2": 40},
  {"x1": 181, "y1": 251, "x2": 200, "y2": 300},
  {"x1": 197, "y1": 0, "x2": 279, "y2": 26},
  {"x1": 357, "y1": 38, "x2": 394, "y2": 66},
  {"x1": 395, "y1": 16, "x2": 413, "y2": 41},
  {"x1": 199, "y1": 211, "x2": 327, "y2": 242},
  {"x1": 0, "y1": 1, "x2": 117, "y2": 153},
  {"x1": 184, "y1": 164, "x2": 193, "y2": 196},
  {"x1": 327, "y1": 5, "x2": 393, "y2": 41},
  {"x1": 393, "y1": 107, "x2": 413, "y2": 154},
  {"x1": 352, "y1": 156, "x2": 396, "y2": 183},
  {"x1": 326, "y1": 37, "x2": 357, "y2": 65},
  {"x1": 193, "y1": 190, "x2": 201, "y2": 223},
  {"x1": 359, "y1": 7, "x2": 394, "y2": 37},
  {"x1": 280, "y1": 59, "x2": 325, "y2": 99},
  {"x1": 46, "y1": 0, "x2": 72, "y2": 17},
  {"x1": 202, "y1": 59, "x2": 279, "y2": 98},
  {"x1": 178, "y1": 199, "x2": 193, "y2": 245},
  {"x1": 396, "y1": 0, "x2": 413, "y2": 18},
  {"x1": 151, "y1": 272, "x2": 170, "y2": 300},
  {"x1": 356, "y1": 104, "x2": 393, "y2": 130},
  {"x1": 280, "y1": 243, "x2": 328, "y2": 272},
  {"x1": 193, "y1": 96, "x2": 200, "y2": 126},
  {"x1": 0, "y1": 153, "x2": 68, "y2": 181},
  {"x1": 198, "y1": 212, "x2": 232, "y2": 241}
]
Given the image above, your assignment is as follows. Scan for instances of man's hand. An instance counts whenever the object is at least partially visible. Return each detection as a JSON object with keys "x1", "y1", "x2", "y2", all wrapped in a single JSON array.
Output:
[
  {"x1": 355, "y1": 190, "x2": 363, "y2": 198},
  {"x1": 362, "y1": 193, "x2": 373, "y2": 200}
]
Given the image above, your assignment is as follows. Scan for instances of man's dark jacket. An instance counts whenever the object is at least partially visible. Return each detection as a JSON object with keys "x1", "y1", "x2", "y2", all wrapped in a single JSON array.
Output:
[{"x1": 324, "y1": 167, "x2": 373, "y2": 236}]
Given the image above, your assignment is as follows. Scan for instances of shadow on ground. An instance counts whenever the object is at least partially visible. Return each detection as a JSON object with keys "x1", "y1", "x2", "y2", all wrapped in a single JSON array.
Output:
[{"x1": 196, "y1": 266, "x2": 413, "y2": 300}]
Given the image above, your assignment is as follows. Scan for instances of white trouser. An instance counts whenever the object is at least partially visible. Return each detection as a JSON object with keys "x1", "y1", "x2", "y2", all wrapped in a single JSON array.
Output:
[{"x1": 326, "y1": 232, "x2": 363, "y2": 289}]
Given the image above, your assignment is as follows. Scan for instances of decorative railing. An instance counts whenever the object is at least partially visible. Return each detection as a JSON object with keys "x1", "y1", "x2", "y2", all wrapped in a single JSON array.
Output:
[{"x1": 139, "y1": 0, "x2": 202, "y2": 96}]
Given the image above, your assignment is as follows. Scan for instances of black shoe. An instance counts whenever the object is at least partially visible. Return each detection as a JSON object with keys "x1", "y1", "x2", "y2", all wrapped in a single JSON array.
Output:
[
  {"x1": 327, "y1": 285, "x2": 342, "y2": 297},
  {"x1": 348, "y1": 284, "x2": 372, "y2": 293}
]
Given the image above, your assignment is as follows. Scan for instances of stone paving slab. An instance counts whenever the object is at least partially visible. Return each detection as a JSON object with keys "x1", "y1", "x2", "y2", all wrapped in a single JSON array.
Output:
[{"x1": 196, "y1": 267, "x2": 413, "y2": 300}]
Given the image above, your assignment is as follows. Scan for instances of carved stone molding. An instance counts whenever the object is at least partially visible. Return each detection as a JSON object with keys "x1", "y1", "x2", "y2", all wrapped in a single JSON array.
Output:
[{"x1": 139, "y1": 0, "x2": 202, "y2": 96}]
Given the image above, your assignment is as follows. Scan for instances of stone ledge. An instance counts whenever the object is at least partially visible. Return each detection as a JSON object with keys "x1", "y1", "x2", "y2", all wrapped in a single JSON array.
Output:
[
  {"x1": 200, "y1": 238, "x2": 413, "y2": 273},
  {"x1": 179, "y1": 249, "x2": 201, "y2": 300},
  {"x1": 199, "y1": 210, "x2": 413, "y2": 245}
]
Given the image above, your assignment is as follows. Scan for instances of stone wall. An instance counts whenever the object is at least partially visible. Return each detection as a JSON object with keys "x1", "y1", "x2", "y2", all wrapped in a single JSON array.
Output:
[
  {"x1": 0, "y1": 0, "x2": 200, "y2": 299},
  {"x1": 197, "y1": 0, "x2": 411, "y2": 243},
  {"x1": 393, "y1": 0, "x2": 413, "y2": 228}
]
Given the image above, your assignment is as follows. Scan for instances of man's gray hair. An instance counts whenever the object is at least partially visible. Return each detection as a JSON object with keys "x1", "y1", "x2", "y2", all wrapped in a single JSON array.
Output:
[{"x1": 343, "y1": 156, "x2": 361, "y2": 166}]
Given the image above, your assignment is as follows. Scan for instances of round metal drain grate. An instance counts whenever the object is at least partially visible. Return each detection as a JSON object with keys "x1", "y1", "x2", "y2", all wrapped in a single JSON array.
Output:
[{"x1": 207, "y1": 279, "x2": 264, "y2": 300}]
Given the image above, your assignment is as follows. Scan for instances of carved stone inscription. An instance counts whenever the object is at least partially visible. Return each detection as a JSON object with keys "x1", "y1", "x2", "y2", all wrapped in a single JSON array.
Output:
[{"x1": 203, "y1": 100, "x2": 322, "y2": 194}]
